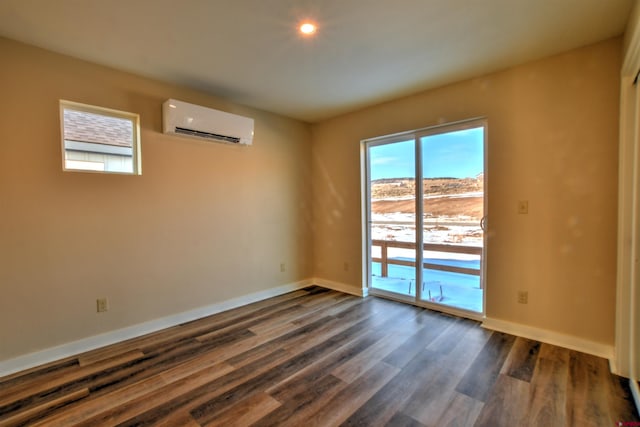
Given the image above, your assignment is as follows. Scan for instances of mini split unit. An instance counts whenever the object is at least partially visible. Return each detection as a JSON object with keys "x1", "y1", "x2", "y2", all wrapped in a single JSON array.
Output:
[{"x1": 162, "y1": 99, "x2": 254, "y2": 145}]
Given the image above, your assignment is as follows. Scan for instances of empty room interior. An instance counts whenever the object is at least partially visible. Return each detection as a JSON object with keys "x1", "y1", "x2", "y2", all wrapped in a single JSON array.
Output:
[{"x1": 1, "y1": 0, "x2": 640, "y2": 425}]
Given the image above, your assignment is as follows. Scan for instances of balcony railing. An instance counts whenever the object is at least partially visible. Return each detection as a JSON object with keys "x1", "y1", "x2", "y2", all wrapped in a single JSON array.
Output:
[{"x1": 371, "y1": 239, "x2": 482, "y2": 287}]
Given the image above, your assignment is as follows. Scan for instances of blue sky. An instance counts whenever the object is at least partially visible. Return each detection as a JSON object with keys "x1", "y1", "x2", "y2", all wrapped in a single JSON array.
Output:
[{"x1": 369, "y1": 127, "x2": 484, "y2": 180}]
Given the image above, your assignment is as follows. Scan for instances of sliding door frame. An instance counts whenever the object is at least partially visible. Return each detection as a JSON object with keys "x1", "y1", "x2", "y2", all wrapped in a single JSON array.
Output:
[{"x1": 362, "y1": 117, "x2": 487, "y2": 320}]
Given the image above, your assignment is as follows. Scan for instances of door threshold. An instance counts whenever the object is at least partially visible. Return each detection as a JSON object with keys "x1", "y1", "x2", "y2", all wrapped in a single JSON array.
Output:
[{"x1": 368, "y1": 288, "x2": 484, "y2": 321}]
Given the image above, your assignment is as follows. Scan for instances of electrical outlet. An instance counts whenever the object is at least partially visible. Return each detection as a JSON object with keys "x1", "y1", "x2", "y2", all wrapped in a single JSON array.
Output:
[
  {"x1": 280, "y1": 263, "x2": 286, "y2": 272},
  {"x1": 97, "y1": 297, "x2": 109, "y2": 313},
  {"x1": 518, "y1": 200, "x2": 529, "y2": 214},
  {"x1": 517, "y1": 291, "x2": 528, "y2": 304}
]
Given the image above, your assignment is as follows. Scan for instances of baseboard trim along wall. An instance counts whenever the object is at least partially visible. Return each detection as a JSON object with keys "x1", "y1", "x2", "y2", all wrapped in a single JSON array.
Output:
[
  {"x1": 2, "y1": 283, "x2": 618, "y2": 379},
  {"x1": 631, "y1": 378, "x2": 640, "y2": 415},
  {"x1": 482, "y1": 317, "x2": 615, "y2": 369},
  {"x1": 0, "y1": 279, "x2": 312, "y2": 378},
  {"x1": 312, "y1": 277, "x2": 368, "y2": 297}
]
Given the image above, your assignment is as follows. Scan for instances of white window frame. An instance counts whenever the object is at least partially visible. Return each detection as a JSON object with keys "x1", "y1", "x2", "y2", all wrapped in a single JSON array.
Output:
[{"x1": 59, "y1": 100, "x2": 142, "y2": 175}]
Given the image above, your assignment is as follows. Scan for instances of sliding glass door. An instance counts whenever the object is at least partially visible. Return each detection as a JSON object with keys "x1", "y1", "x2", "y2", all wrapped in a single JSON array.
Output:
[{"x1": 365, "y1": 119, "x2": 486, "y2": 317}]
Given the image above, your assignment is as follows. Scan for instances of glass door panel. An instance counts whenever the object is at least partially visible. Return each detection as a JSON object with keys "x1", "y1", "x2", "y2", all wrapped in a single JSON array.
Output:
[
  {"x1": 368, "y1": 139, "x2": 417, "y2": 297},
  {"x1": 419, "y1": 126, "x2": 485, "y2": 313}
]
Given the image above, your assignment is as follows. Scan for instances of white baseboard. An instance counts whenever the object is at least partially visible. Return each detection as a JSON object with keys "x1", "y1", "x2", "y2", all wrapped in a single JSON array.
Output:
[
  {"x1": 9, "y1": 282, "x2": 618, "y2": 381},
  {"x1": 482, "y1": 317, "x2": 615, "y2": 365},
  {"x1": 0, "y1": 279, "x2": 312, "y2": 378},
  {"x1": 312, "y1": 277, "x2": 368, "y2": 297},
  {"x1": 631, "y1": 377, "x2": 640, "y2": 415}
]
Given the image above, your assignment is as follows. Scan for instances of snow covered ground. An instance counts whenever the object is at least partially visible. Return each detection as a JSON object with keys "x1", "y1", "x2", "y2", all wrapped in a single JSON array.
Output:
[
  {"x1": 371, "y1": 262, "x2": 483, "y2": 313},
  {"x1": 369, "y1": 210, "x2": 484, "y2": 313},
  {"x1": 371, "y1": 212, "x2": 483, "y2": 246}
]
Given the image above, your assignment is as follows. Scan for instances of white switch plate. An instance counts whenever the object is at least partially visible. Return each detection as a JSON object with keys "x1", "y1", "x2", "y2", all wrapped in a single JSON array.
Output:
[{"x1": 518, "y1": 200, "x2": 529, "y2": 214}]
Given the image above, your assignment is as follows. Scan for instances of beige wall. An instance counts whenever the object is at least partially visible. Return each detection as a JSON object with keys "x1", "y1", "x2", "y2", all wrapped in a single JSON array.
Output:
[
  {"x1": 311, "y1": 38, "x2": 621, "y2": 346},
  {"x1": 0, "y1": 37, "x2": 313, "y2": 361},
  {"x1": 0, "y1": 35, "x2": 623, "y2": 363}
]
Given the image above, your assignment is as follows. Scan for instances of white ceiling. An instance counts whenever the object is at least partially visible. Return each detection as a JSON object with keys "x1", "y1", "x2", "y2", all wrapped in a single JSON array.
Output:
[{"x1": 0, "y1": 0, "x2": 633, "y2": 123}]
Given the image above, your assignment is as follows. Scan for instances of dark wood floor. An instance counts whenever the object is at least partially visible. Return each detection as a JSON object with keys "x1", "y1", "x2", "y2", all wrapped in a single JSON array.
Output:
[{"x1": 0, "y1": 287, "x2": 638, "y2": 426}]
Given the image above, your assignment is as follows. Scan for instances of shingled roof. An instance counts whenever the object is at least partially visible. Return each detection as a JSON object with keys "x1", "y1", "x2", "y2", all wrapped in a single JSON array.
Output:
[{"x1": 63, "y1": 109, "x2": 132, "y2": 148}]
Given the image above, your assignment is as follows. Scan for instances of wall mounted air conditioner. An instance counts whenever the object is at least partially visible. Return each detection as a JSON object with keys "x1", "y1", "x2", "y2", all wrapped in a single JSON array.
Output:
[{"x1": 162, "y1": 99, "x2": 254, "y2": 145}]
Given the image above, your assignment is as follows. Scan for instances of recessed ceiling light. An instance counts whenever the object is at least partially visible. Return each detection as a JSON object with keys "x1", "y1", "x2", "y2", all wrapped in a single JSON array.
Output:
[{"x1": 299, "y1": 22, "x2": 317, "y2": 36}]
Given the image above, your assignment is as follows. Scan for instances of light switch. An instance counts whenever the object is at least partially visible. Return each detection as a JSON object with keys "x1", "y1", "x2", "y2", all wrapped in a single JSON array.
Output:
[{"x1": 518, "y1": 200, "x2": 529, "y2": 214}]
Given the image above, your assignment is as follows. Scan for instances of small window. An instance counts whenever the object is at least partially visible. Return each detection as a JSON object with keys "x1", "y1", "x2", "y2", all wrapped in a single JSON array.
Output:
[{"x1": 60, "y1": 100, "x2": 141, "y2": 174}]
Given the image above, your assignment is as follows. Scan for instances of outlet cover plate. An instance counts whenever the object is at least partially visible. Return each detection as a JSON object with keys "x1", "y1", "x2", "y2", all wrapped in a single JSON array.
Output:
[{"x1": 97, "y1": 298, "x2": 109, "y2": 312}]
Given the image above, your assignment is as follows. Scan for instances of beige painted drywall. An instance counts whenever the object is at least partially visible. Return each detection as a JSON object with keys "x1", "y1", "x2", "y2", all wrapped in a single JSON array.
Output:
[
  {"x1": 0, "y1": 37, "x2": 313, "y2": 361},
  {"x1": 311, "y1": 38, "x2": 621, "y2": 346},
  {"x1": 0, "y1": 34, "x2": 622, "y2": 364}
]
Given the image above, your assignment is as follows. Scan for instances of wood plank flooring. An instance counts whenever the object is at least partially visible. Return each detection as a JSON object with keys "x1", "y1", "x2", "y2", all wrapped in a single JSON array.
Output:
[{"x1": 0, "y1": 286, "x2": 637, "y2": 426}]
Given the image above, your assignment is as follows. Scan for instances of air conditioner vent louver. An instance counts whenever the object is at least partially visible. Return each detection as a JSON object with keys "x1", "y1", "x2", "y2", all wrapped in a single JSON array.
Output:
[
  {"x1": 174, "y1": 127, "x2": 241, "y2": 144},
  {"x1": 162, "y1": 99, "x2": 254, "y2": 146}
]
